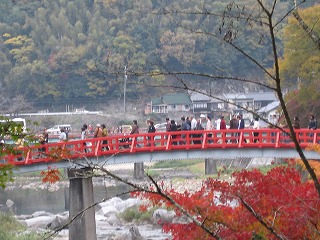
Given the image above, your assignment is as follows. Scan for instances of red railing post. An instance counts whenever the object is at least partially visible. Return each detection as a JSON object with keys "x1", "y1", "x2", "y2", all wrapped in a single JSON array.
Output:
[
  {"x1": 238, "y1": 132, "x2": 243, "y2": 147},
  {"x1": 130, "y1": 137, "x2": 136, "y2": 152},
  {"x1": 313, "y1": 132, "x2": 317, "y2": 144},
  {"x1": 202, "y1": 133, "x2": 207, "y2": 149},
  {"x1": 94, "y1": 140, "x2": 100, "y2": 155},
  {"x1": 275, "y1": 131, "x2": 280, "y2": 148},
  {"x1": 25, "y1": 150, "x2": 31, "y2": 164},
  {"x1": 166, "y1": 134, "x2": 171, "y2": 150}
]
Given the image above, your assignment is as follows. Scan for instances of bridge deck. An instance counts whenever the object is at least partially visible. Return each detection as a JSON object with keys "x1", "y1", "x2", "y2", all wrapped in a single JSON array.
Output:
[{"x1": 1, "y1": 129, "x2": 319, "y2": 173}]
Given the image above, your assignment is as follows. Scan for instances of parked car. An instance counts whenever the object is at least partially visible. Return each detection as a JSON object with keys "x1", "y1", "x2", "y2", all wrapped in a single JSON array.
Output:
[{"x1": 47, "y1": 124, "x2": 72, "y2": 135}]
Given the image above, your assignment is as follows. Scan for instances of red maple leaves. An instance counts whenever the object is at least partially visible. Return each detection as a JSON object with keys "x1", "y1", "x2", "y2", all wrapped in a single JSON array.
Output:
[
  {"x1": 40, "y1": 167, "x2": 61, "y2": 183},
  {"x1": 134, "y1": 166, "x2": 320, "y2": 239}
]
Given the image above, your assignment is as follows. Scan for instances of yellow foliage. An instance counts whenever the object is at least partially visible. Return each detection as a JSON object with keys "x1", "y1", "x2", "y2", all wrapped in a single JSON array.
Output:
[
  {"x1": 297, "y1": 144, "x2": 320, "y2": 176},
  {"x1": 3, "y1": 33, "x2": 11, "y2": 38},
  {"x1": 281, "y1": 5, "x2": 320, "y2": 84}
]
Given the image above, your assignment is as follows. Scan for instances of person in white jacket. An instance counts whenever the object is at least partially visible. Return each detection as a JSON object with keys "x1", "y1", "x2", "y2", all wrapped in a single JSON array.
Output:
[
  {"x1": 252, "y1": 117, "x2": 260, "y2": 143},
  {"x1": 206, "y1": 116, "x2": 213, "y2": 143}
]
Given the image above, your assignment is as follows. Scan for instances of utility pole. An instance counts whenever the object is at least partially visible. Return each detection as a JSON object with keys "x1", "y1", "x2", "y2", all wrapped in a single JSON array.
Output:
[{"x1": 124, "y1": 65, "x2": 127, "y2": 113}]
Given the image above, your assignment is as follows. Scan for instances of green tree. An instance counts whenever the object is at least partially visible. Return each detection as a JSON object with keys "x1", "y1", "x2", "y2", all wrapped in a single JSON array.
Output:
[
  {"x1": 280, "y1": 4, "x2": 320, "y2": 121},
  {"x1": 0, "y1": 0, "x2": 316, "y2": 108},
  {"x1": 280, "y1": 5, "x2": 320, "y2": 84},
  {"x1": 3, "y1": 34, "x2": 35, "y2": 64}
]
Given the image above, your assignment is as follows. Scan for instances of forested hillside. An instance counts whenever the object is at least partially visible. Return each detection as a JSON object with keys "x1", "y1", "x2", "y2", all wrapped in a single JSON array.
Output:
[{"x1": 0, "y1": 0, "x2": 318, "y2": 113}]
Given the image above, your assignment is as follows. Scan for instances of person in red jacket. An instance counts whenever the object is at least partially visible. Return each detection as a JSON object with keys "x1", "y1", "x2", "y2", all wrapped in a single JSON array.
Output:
[
  {"x1": 220, "y1": 116, "x2": 227, "y2": 143},
  {"x1": 220, "y1": 116, "x2": 226, "y2": 130}
]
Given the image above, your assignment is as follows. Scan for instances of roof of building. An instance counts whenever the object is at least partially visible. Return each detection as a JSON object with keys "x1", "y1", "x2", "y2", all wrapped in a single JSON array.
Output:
[
  {"x1": 189, "y1": 91, "x2": 211, "y2": 101},
  {"x1": 151, "y1": 91, "x2": 278, "y2": 105},
  {"x1": 152, "y1": 92, "x2": 192, "y2": 105},
  {"x1": 257, "y1": 101, "x2": 280, "y2": 113},
  {"x1": 245, "y1": 92, "x2": 278, "y2": 101},
  {"x1": 221, "y1": 92, "x2": 277, "y2": 101},
  {"x1": 221, "y1": 93, "x2": 247, "y2": 100}
]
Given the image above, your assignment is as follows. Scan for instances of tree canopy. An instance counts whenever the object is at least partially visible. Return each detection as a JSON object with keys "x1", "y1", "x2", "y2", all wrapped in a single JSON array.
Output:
[
  {"x1": 1, "y1": 0, "x2": 312, "y2": 111},
  {"x1": 279, "y1": 5, "x2": 320, "y2": 124}
]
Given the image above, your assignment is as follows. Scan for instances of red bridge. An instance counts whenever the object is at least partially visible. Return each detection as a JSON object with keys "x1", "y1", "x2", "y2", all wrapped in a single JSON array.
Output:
[
  {"x1": 1, "y1": 128, "x2": 319, "y2": 173},
  {"x1": 2, "y1": 128, "x2": 320, "y2": 240}
]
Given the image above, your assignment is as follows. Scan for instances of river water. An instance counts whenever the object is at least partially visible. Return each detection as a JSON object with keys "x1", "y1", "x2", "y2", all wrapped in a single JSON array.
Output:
[{"x1": 0, "y1": 183, "x2": 130, "y2": 215}]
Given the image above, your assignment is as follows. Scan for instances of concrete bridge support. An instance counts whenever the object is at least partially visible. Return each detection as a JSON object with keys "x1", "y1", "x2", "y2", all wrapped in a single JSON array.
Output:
[
  {"x1": 63, "y1": 168, "x2": 69, "y2": 211},
  {"x1": 134, "y1": 162, "x2": 144, "y2": 179},
  {"x1": 205, "y1": 158, "x2": 217, "y2": 175},
  {"x1": 68, "y1": 168, "x2": 97, "y2": 240}
]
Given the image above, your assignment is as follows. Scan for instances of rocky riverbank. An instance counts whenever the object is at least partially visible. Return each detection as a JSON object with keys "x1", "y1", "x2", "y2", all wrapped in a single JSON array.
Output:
[
  {"x1": 2, "y1": 163, "x2": 207, "y2": 240},
  {"x1": 15, "y1": 197, "x2": 175, "y2": 240}
]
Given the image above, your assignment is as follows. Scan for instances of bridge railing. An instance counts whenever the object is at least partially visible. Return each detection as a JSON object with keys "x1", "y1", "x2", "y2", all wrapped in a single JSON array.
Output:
[{"x1": 0, "y1": 128, "x2": 319, "y2": 166}]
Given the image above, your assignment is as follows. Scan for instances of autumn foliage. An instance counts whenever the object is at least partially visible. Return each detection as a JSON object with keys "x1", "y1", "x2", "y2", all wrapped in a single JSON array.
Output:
[
  {"x1": 40, "y1": 167, "x2": 61, "y2": 183},
  {"x1": 134, "y1": 166, "x2": 320, "y2": 239}
]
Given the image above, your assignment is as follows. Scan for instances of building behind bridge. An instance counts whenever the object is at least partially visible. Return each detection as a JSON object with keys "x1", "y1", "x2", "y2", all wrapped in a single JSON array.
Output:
[{"x1": 146, "y1": 91, "x2": 279, "y2": 120}]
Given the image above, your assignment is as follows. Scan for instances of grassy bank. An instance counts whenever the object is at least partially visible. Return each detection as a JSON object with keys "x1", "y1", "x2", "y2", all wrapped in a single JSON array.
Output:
[{"x1": 0, "y1": 212, "x2": 42, "y2": 240}]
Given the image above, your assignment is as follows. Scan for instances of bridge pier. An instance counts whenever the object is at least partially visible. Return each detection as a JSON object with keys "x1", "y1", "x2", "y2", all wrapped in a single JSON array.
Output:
[
  {"x1": 134, "y1": 162, "x2": 144, "y2": 179},
  {"x1": 68, "y1": 168, "x2": 97, "y2": 240},
  {"x1": 63, "y1": 168, "x2": 69, "y2": 211},
  {"x1": 205, "y1": 158, "x2": 217, "y2": 175}
]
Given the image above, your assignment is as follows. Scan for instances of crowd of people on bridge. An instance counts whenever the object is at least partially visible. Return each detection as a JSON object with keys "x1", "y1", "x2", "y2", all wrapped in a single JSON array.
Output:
[
  {"x1": 67, "y1": 113, "x2": 317, "y2": 146},
  {"x1": 32, "y1": 113, "x2": 317, "y2": 149},
  {"x1": 4, "y1": 111, "x2": 320, "y2": 164},
  {"x1": 1, "y1": 113, "x2": 316, "y2": 162}
]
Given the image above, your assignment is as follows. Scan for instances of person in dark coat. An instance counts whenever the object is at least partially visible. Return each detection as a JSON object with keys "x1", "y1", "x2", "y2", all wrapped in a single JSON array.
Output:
[
  {"x1": 308, "y1": 115, "x2": 317, "y2": 130},
  {"x1": 308, "y1": 114, "x2": 317, "y2": 141},
  {"x1": 229, "y1": 115, "x2": 238, "y2": 143},
  {"x1": 130, "y1": 120, "x2": 139, "y2": 134},
  {"x1": 293, "y1": 116, "x2": 300, "y2": 129},
  {"x1": 193, "y1": 119, "x2": 204, "y2": 144},
  {"x1": 147, "y1": 120, "x2": 156, "y2": 146},
  {"x1": 169, "y1": 120, "x2": 178, "y2": 145}
]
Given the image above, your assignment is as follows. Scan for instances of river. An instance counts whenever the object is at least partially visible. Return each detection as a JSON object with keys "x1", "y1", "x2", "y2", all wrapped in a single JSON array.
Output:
[{"x1": 0, "y1": 183, "x2": 130, "y2": 215}]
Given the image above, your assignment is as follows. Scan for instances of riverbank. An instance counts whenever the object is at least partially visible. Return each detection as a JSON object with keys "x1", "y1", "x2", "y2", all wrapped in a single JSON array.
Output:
[
  {"x1": 6, "y1": 161, "x2": 206, "y2": 192},
  {"x1": 1, "y1": 158, "x2": 280, "y2": 239},
  {"x1": 2, "y1": 162, "x2": 207, "y2": 240}
]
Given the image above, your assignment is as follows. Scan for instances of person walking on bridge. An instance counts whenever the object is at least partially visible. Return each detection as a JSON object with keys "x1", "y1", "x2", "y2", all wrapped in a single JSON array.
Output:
[
  {"x1": 94, "y1": 124, "x2": 103, "y2": 138},
  {"x1": 130, "y1": 120, "x2": 140, "y2": 147},
  {"x1": 308, "y1": 114, "x2": 317, "y2": 142},
  {"x1": 237, "y1": 115, "x2": 246, "y2": 143},
  {"x1": 193, "y1": 118, "x2": 204, "y2": 144},
  {"x1": 81, "y1": 125, "x2": 91, "y2": 153},
  {"x1": 169, "y1": 119, "x2": 178, "y2": 145},
  {"x1": 38, "y1": 128, "x2": 48, "y2": 157},
  {"x1": 191, "y1": 116, "x2": 197, "y2": 130},
  {"x1": 252, "y1": 117, "x2": 260, "y2": 143},
  {"x1": 165, "y1": 117, "x2": 171, "y2": 132},
  {"x1": 59, "y1": 128, "x2": 67, "y2": 142},
  {"x1": 206, "y1": 116, "x2": 213, "y2": 143},
  {"x1": 220, "y1": 116, "x2": 227, "y2": 143},
  {"x1": 293, "y1": 116, "x2": 300, "y2": 129},
  {"x1": 180, "y1": 116, "x2": 190, "y2": 145},
  {"x1": 229, "y1": 115, "x2": 238, "y2": 143},
  {"x1": 308, "y1": 115, "x2": 317, "y2": 130},
  {"x1": 147, "y1": 120, "x2": 156, "y2": 146},
  {"x1": 101, "y1": 124, "x2": 109, "y2": 151},
  {"x1": 130, "y1": 120, "x2": 139, "y2": 134}
]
